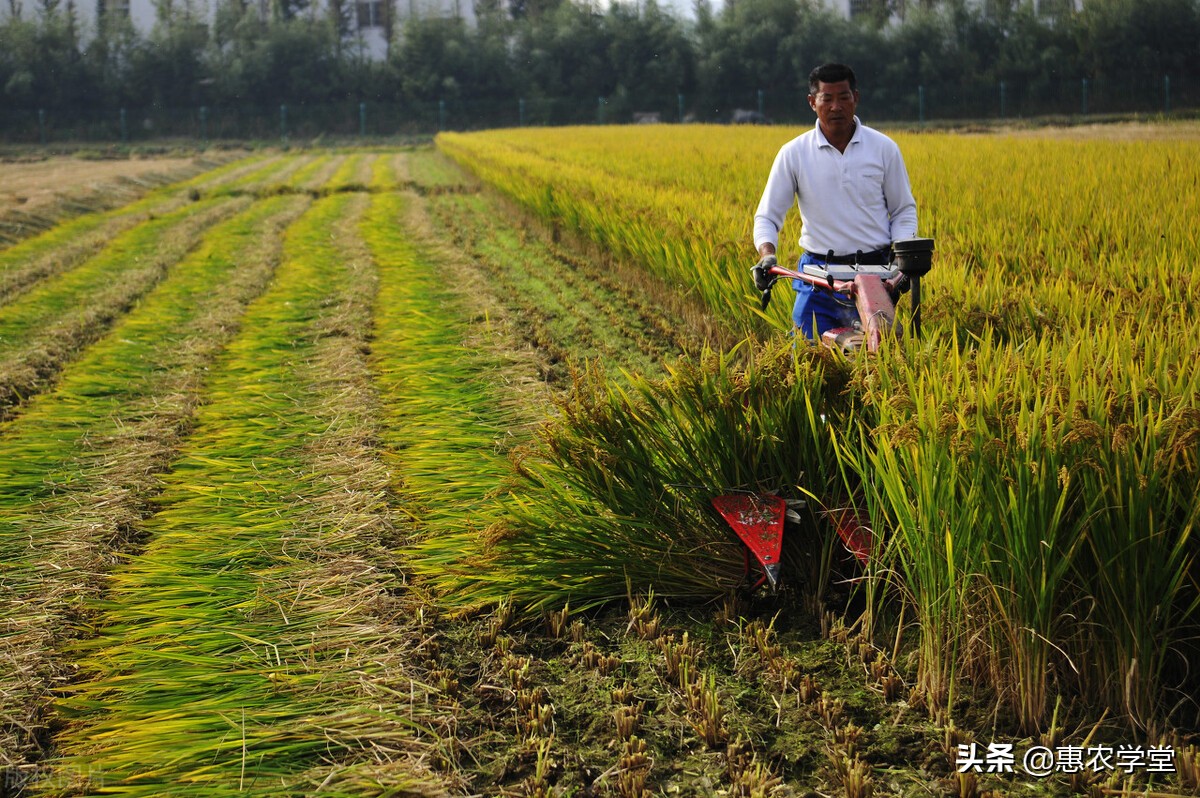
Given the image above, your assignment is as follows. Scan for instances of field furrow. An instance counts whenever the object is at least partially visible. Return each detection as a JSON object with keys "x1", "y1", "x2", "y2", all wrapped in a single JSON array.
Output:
[
  {"x1": 294, "y1": 153, "x2": 344, "y2": 191},
  {"x1": 323, "y1": 152, "x2": 365, "y2": 191},
  {"x1": 362, "y1": 187, "x2": 529, "y2": 559},
  {"x1": 0, "y1": 132, "x2": 1196, "y2": 798},
  {"x1": 277, "y1": 153, "x2": 333, "y2": 190},
  {"x1": 0, "y1": 196, "x2": 250, "y2": 416},
  {"x1": 207, "y1": 153, "x2": 316, "y2": 198},
  {"x1": 0, "y1": 154, "x2": 251, "y2": 250},
  {"x1": 182, "y1": 152, "x2": 276, "y2": 193},
  {"x1": 43, "y1": 192, "x2": 442, "y2": 796},
  {"x1": 426, "y1": 189, "x2": 704, "y2": 383},
  {"x1": 0, "y1": 194, "x2": 311, "y2": 779},
  {"x1": 379, "y1": 151, "x2": 411, "y2": 190},
  {"x1": 0, "y1": 155, "x2": 272, "y2": 305}
]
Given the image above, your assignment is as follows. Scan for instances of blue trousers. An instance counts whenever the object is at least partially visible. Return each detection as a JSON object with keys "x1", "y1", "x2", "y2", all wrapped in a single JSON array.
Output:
[{"x1": 791, "y1": 253, "x2": 860, "y2": 340}]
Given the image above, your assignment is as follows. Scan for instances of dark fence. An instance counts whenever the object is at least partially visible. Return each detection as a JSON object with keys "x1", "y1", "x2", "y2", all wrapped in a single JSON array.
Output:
[
  {"x1": 756, "y1": 73, "x2": 1193, "y2": 125},
  {"x1": 1, "y1": 74, "x2": 1194, "y2": 144}
]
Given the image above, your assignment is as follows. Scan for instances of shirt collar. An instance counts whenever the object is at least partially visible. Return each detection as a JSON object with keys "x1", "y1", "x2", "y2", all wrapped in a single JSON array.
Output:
[{"x1": 814, "y1": 115, "x2": 863, "y2": 148}]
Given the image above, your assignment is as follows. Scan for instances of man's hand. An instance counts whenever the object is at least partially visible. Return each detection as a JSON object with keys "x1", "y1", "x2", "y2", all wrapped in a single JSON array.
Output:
[
  {"x1": 884, "y1": 273, "x2": 911, "y2": 302},
  {"x1": 751, "y1": 254, "x2": 777, "y2": 292}
]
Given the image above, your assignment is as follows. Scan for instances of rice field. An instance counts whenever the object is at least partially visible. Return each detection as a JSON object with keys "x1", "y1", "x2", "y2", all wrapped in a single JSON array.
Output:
[
  {"x1": 436, "y1": 124, "x2": 1200, "y2": 777},
  {"x1": 0, "y1": 129, "x2": 1197, "y2": 797}
]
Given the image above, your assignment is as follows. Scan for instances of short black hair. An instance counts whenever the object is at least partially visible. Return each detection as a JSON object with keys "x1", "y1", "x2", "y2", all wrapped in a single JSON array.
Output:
[{"x1": 808, "y1": 63, "x2": 857, "y2": 95}]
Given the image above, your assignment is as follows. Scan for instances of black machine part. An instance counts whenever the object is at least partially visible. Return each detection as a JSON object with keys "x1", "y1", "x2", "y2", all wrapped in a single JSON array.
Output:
[
  {"x1": 801, "y1": 262, "x2": 894, "y2": 283},
  {"x1": 892, "y1": 237, "x2": 934, "y2": 339},
  {"x1": 892, "y1": 237, "x2": 935, "y2": 277}
]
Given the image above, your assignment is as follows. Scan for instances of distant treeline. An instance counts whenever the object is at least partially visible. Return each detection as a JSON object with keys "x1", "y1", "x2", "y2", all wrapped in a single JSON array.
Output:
[{"x1": 2, "y1": 0, "x2": 1199, "y2": 126}]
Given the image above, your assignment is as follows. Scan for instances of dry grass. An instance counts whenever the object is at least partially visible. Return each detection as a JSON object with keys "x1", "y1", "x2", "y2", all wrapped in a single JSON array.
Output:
[
  {"x1": 0, "y1": 194, "x2": 310, "y2": 775},
  {"x1": 999, "y1": 119, "x2": 1200, "y2": 140},
  {"x1": 0, "y1": 155, "x2": 245, "y2": 247},
  {"x1": 6, "y1": 147, "x2": 1196, "y2": 796},
  {"x1": 43, "y1": 187, "x2": 446, "y2": 794},
  {"x1": 0, "y1": 157, "x2": 199, "y2": 213},
  {"x1": 0, "y1": 196, "x2": 249, "y2": 417}
]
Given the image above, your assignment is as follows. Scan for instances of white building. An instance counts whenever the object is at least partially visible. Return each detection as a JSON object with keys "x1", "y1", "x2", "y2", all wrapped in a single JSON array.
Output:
[
  {"x1": 0, "y1": 0, "x2": 1074, "y2": 63},
  {"x1": 0, "y1": 0, "x2": 475, "y2": 60}
]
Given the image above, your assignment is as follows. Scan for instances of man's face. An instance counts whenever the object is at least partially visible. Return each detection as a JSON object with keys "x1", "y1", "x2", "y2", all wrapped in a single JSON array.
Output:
[{"x1": 808, "y1": 79, "x2": 859, "y2": 139}]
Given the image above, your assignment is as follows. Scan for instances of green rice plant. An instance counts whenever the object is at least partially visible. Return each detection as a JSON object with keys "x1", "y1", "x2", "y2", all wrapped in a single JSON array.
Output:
[
  {"x1": 1060, "y1": 349, "x2": 1200, "y2": 732},
  {"x1": 0, "y1": 195, "x2": 248, "y2": 413},
  {"x1": 0, "y1": 154, "x2": 271, "y2": 305},
  {"x1": 360, "y1": 190, "x2": 526, "y2": 585},
  {"x1": 438, "y1": 127, "x2": 1200, "y2": 733},
  {"x1": 411, "y1": 339, "x2": 855, "y2": 612},
  {"x1": 845, "y1": 331, "x2": 1063, "y2": 726},
  {"x1": 0, "y1": 193, "x2": 311, "y2": 772},
  {"x1": 847, "y1": 325, "x2": 1200, "y2": 731},
  {"x1": 43, "y1": 192, "x2": 441, "y2": 795}
]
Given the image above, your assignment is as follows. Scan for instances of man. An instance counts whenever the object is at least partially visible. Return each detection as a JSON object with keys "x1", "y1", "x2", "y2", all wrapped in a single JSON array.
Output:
[{"x1": 753, "y1": 63, "x2": 918, "y2": 340}]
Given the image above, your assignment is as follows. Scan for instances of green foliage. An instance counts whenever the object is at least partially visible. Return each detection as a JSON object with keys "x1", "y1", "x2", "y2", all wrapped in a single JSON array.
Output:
[
  {"x1": 392, "y1": 15, "x2": 478, "y2": 101},
  {"x1": 0, "y1": 8, "x2": 94, "y2": 109},
  {"x1": 45, "y1": 191, "x2": 442, "y2": 794},
  {"x1": 5, "y1": 0, "x2": 1200, "y2": 125},
  {"x1": 131, "y1": 2, "x2": 211, "y2": 107},
  {"x1": 1077, "y1": 0, "x2": 1200, "y2": 78},
  {"x1": 439, "y1": 126, "x2": 1200, "y2": 733},
  {"x1": 418, "y1": 340, "x2": 857, "y2": 612}
]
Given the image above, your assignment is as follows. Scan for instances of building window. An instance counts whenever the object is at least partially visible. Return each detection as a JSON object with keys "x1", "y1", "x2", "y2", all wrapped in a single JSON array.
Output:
[{"x1": 357, "y1": 0, "x2": 383, "y2": 28}]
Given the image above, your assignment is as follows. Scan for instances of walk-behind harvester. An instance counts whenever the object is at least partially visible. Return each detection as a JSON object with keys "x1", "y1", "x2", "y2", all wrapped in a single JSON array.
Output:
[{"x1": 714, "y1": 237, "x2": 935, "y2": 591}]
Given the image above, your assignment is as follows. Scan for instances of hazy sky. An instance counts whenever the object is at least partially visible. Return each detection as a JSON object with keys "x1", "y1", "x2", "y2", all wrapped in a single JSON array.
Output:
[{"x1": 604, "y1": 0, "x2": 713, "y2": 20}]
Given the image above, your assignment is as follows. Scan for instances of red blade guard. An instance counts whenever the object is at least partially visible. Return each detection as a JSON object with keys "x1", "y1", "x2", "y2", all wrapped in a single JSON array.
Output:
[
  {"x1": 830, "y1": 507, "x2": 872, "y2": 565},
  {"x1": 712, "y1": 494, "x2": 786, "y2": 589}
]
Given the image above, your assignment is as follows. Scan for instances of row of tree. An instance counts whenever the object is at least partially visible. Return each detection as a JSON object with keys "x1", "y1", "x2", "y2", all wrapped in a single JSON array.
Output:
[{"x1": 2, "y1": 0, "x2": 1199, "y2": 124}]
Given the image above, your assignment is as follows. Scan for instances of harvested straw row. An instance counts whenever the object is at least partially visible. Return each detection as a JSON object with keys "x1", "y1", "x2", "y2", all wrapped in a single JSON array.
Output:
[
  {"x1": 0, "y1": 194, "x2": 311, "y2": 776},
  {"x1": 293, "y1": 153, "x2": 346, "y2": 192},
  {"x1": 0, "y1": 154, "x2": 275, "y2": 306},
  {"x1": 204, "y1": 152, "x2": 320, "y2": 199},
  {"x1": 414, "y1": 342, "x2": 851, "y2": 612},
  {"x1": 361, "y1": 189, "x2": 521, "y2": 580},
  {"x1": 45, "y1": 191, "x2": 443, "y2": 796},
  {"x1": 338, "y1": 150, "x2": 374, "y2": 189},
  {"x1": 0, "y1": 152, "x2": 252, "y2": 250},
  {"x1": 369, "y1": 151, "x2": 409, "y2": 192},
  {"x1": 0, "y1": 196, "x2": 249, "y2": 417},
  {"x1": 424, "y1": 191, "x2": 684, "y2": 383},
  {"x1": 323, "y1": 152, "x2": 369, "y2": 193}
]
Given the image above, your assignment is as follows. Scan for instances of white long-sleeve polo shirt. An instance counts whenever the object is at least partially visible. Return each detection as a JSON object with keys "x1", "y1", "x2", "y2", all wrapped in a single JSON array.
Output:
[{"x1": 753, "y1": 116, "x2": 918, "y2": 258}]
